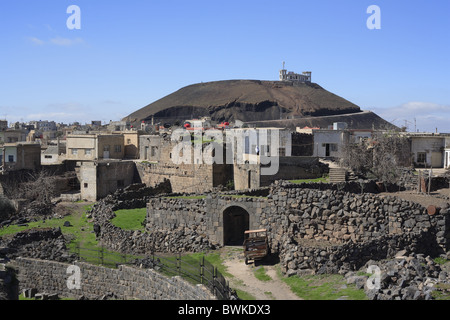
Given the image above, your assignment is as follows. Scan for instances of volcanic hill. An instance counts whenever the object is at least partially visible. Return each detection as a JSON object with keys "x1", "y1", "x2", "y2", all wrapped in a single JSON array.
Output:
[{"x1": 125, "y1": 80, "x2": 395, "y2": 130}]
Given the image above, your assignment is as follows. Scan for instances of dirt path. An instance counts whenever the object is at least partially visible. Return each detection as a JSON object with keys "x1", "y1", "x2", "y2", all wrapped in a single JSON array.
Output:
[{"x1": 221, "y1": 248, "x2": 301, "y2": 300}]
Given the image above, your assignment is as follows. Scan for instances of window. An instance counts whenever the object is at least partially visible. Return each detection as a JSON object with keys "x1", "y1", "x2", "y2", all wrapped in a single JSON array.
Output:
[
  {"x1": 45, "y1": 155, "x2": 53, "y2": 159},
  {"x1": 8, "y1": 155, "x2": 14, "y2": 162},
  {"x1": 114, "y1": 145, "x2": 122, "y2": 153},
  {"x1": 84, "y1": 183, "x2": 88, "y2": 188},
  {"x1": 330, "y1": 144, "x2": 338, "y2": 152},
  {"x1": 127, "y1": 139, "x2": 132, "y2": 144},
  {"x1": 71, "y1": 148, "x2": 78, "y2": 156},
  {"x1": 85, "y1": 149, "x2": 92, "y2": 156},
  {"x1": 417, "y1": 152, "x2": 427, "y2": 163},
  {"x1": 151, "y1": 146, "x2": 157, "y2": 157},
  {"x1": 104, "y1": 145, "x2": 110, "y2": 152}
]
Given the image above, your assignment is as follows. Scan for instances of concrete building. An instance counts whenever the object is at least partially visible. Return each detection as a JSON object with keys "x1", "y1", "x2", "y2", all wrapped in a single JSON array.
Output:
[
  {"x1": 28, "y1": 120, "x2": 57, "y2": 132},
  {"x1": 0, "y1": 120, "x2": 7, "y2": 131},
  {"x1": 66, "y1": 134, "x2": 124, "y2": 161},
  {"x1": 408, "y1": 133, "x2": 448, "y2": 168},
  {"x1": 139, "y1": 135, "x2": 162, "y2": 162},
  {"x1": 279, "y1": 62, "x2": 311, "y2": 83},
  {"x1": 41, "y1": 141, "x2": 66, "y2": 165},
  {"x1": 0, "y1": 129, "x2": 28, "y2": 144},
  {"x1": 120, "y1": 131, "x2": 141, "y2": 159},
  {"x1": 0, "y1": 142, "x2": 41, "y2": 173},
  {"x1": 107, "y1": 120, "x2": 130, "y2": 132},
  {"x1": 311, "y1": 127, "x2": 373, "y2": 158},
  {"x1": 229, "y1": 127, "x2": 326, "y2": 190},
  {"x1": 184, "y1": 117, "x2": 213, "y2": 131},
  {"x1": 228, "y1": 127, "x2": 293, "y2": 159},
  {"x1": 312, "y1": 129, "x2": 346, "y2": 158}
]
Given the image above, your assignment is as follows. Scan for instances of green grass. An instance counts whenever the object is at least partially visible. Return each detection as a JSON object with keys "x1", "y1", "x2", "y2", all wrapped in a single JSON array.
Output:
[
  {"x1": 432, "y1": 283, "x2": 450, "y2": 300},
  {"x1": 290, "y1": 176, "x2": 329, "y2": 184},
  {"x1": 253, "y1": 266, "x2": 272, "y2": 282},
  {"x1": 111, "y1": 208, "x2": 147, "y2": 231},
  {"x1": 222, "y1": 195, "x2": 267, "y2": 199},
  {"x1": 0, "y1": 204, "x2": 94, "y2": 239},
  {"x1": 19, "y1": 294, "x2": 73, "y2": 301},
  {"x1": 434, "y1": 257, "x2": 448, "y2": 265},
  {"x1": 234, "y1": 288, "x2": 256, "y2": 300},
  {"x1": 281, "y1": 273, "x2": 367, "y2": 300},
  {"x1": 0, "y1": 203, "x2": 132, "y2": 268},
  {"x1": 165, "y1": 195, "x2": 206, "y2": 200},
  {"x1": 153, "y1": 251, "x2": 230, "y2": 287}
]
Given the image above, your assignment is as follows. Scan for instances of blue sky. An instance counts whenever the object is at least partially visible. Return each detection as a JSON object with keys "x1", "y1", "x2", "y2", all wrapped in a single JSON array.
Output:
[{"x1": 0, "y1": 0, "x2": 449, "y2": 132}]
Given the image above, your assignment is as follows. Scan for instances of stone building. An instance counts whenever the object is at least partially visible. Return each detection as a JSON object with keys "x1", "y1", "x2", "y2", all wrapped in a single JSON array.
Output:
[
  {"x1": 0, "y1": 142, "x2": 41, "y2": 173},
  {"x1": 137, "y1": 133, "x2": 233, "y2": 193},
  {"x1": 233, "y1": 156, "x2": 327, "y2": 190},
  {"x1": 76, "y1": 160, "x2": 136, "y2": 201},
  {"x1": 121, "y1": 131, "x2": 141, "y2": 159}
]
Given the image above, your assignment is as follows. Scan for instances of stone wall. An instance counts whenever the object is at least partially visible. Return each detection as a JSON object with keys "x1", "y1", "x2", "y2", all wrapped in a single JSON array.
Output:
[
  {"x1": 136, "y1": 162, "x2": 232, "y2": 194},
  {"x1": 77, "y1": 160, "x2": 137, "y2": 201},
  {"x1": 263, "y1": 183, "x2": 450, "y2": 275},
  {"x1": 89, "y1": 182, "x2": 214, "y2": 254},
  {"x1": 14, "y1": 257, "x2": 215, "y2": 300},
  {"x1": 233, "y1": 157, "x2": 328, "y2": 190},
  {"x1": 0, "y1": 263, "x2": 18, "y2": 300},
  {"x1": 145, "y1": 181, "x2": 450, "y2": 275}
]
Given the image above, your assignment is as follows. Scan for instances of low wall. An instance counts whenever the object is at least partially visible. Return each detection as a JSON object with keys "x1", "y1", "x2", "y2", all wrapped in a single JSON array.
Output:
[
  {"x1": 15, "y1": 257, "x2": 215, "y2": 300},
  {"x1": 146, "y1": 182, "x2": 450, "y2": 275}
]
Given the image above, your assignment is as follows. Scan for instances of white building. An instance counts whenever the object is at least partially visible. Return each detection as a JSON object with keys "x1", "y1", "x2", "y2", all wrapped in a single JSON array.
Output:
[
  {"x1": 311, "y1": 125, "x2": 373, "y2": 158},
  {"x1": 408, "y1": 133, "x2": 449, "y2": 168},
  {"x1": 279, "y1": 62, "x2": 311, "y2": 83},
  {"x1": 28, "y1": 120, "x2": 57, "y2": 132}
]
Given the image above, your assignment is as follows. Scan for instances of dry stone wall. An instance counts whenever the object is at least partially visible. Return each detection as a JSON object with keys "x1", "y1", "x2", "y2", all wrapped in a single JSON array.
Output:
[
  {"x1": 14, "y1": 257, "x2": 215, "y2": 300},
  {"x1": 90, "y1": 180, "x2": 450, "y2": 277},
  {"x1": 145, "y1": 181, "x2": 450, "y2": 276},
  {"x1": 266, "y1": 182, "x2": 450, "y2": 274},
  {"x1": 89, "y1": 183, "x2": 215, "y2": 254}
]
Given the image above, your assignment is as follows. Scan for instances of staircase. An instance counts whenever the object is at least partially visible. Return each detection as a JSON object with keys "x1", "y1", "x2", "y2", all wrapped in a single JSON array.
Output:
[{"x1": 328, "y1": 168, "x2": 347, "y2": 183}]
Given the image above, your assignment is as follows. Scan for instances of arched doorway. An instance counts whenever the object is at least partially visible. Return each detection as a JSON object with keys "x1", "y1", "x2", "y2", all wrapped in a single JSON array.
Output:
[{"x1": 223, "y1": 206, "x2": 250, "y2": 246}]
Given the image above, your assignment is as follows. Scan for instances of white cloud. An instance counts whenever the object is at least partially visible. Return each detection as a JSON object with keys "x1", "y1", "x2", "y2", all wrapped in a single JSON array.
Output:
[
  {"x1": 27, "y1": 36, "x2": 84, "y2": 47},
  {"x1": 371, "y1": 102, "x2": 450, "y2": 133},
  {"x1": 29, "y1": 37, "x2": 45, "y2": 46},
  {"x1": 49, "y1": 36, "x2": 84, "y2": 47}
]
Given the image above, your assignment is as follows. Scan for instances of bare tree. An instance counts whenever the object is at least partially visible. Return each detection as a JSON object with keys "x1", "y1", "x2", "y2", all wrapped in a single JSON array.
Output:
[
  {"x1": 341, "y1": 131, "x2": 411, "y2": 187},
  {"x1": 3, "y1": 170, "x2": 58, "y2": 205}
]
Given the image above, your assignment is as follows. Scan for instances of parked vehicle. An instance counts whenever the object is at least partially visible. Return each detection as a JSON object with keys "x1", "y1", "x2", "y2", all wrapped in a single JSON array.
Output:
[{"x1": 243, "y1": 229, "x2": 269, "y2": 265}]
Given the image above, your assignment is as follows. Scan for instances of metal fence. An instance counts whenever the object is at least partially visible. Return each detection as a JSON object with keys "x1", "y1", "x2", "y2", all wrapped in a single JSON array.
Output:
[{"x1": 72, "y1": 243, "x2": 232, "y2": 300}]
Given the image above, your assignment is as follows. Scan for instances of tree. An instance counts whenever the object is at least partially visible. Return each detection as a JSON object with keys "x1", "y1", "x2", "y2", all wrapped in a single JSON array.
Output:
[
  {"x1": 3, "y1": 170, "x2": 58, "y2": 205},
  {"x1": 340, "y1": 131, "x2": 411, "y2": 187}
]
